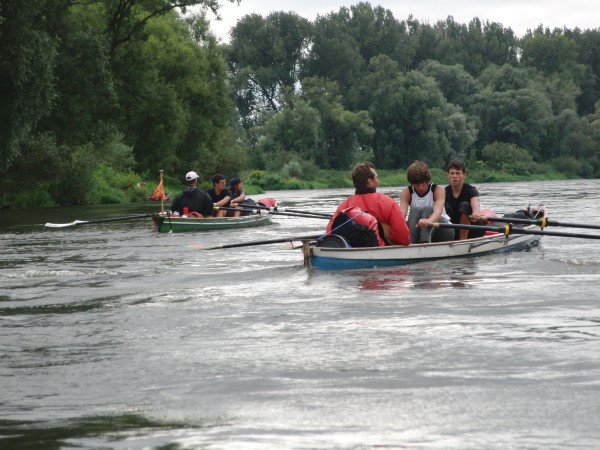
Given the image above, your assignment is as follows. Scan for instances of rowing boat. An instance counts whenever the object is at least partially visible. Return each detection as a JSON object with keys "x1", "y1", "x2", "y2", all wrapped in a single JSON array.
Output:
[
  {"x1": 303, "y1": 208, "x2": 547, "y2": 270},
  {"x1": 153, "y1": 212, "x2": 272, "y2": 233},
  {"x1": 304, "y1": 231, "x2": 541, "y2": 269}
]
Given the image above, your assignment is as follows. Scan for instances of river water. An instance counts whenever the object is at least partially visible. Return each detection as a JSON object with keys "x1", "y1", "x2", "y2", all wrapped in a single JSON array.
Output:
[{"x1": 1, "y1": 179, "x2": 600, "y2": 449}]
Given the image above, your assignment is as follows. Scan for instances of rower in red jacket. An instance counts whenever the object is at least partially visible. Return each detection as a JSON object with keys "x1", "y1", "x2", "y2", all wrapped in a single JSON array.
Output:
[{"x1": 327, "y1": 162, "x2": 410, "y2": 247}]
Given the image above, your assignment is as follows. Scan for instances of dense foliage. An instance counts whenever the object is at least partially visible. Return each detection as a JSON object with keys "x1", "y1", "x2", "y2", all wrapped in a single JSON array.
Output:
[{"x1": 1, "y1": 1, "x2": 600, "y2": 207}]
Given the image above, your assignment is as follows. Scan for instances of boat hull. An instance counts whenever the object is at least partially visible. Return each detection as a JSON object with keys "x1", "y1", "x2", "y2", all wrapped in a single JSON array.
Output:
[
  {"x1": 155, "y1": 213, "x2": 272, "y2": 233},
  {"x1": 308, "y1": 230, "x2": 541, "y2": 270}
]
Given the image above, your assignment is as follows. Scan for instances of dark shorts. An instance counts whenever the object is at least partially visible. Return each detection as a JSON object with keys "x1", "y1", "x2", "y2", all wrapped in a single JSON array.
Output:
[{"x1": 446, "y1": 201, "x2": 485, "y2": 240}]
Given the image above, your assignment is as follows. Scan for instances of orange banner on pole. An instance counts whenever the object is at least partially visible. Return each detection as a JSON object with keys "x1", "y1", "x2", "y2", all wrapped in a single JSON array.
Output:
[
  {"x1": 150, "y1": 170, "x2": 169, "y2": 201},
  {"x1": 150, "y1": 179, "x2": 168, "y2": 201}
]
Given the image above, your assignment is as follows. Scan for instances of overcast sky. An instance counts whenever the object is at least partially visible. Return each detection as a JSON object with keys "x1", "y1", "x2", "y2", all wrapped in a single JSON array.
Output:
[{"x1": 202, "y1": 0, "x2": 599, "y2": 42}]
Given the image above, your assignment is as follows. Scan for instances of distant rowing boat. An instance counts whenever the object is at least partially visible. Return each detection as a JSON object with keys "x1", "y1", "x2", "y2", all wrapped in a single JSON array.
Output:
[
  {"x1": 153, "y1": 212, "x2": 272, "y2": 233},
  {"x1": 303, "y1": 208, "x2": 547, "y2": 270}
]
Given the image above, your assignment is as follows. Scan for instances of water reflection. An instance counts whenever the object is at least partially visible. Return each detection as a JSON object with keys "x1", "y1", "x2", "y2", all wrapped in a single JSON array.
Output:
[
  {"x1": 355, "y1": 259, "x2": 479, "y2": 291},
  {"x1": 354, "y1": 267, "x2": 412, "y2": 291}
]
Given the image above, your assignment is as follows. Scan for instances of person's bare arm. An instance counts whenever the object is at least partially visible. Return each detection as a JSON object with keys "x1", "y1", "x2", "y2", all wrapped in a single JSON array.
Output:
[
  {"x1": 470, "y1": 196, "x2": 481, "y2": 221},
  {"x1": 417, "y1": 185, "x2": 445, "y2": 228},
  {"x1": 399, "y1": 188, "x2": 410, "y2": 218},
  {"x1": 214, "y1": 196, "x2": 231, "y2": 207}
]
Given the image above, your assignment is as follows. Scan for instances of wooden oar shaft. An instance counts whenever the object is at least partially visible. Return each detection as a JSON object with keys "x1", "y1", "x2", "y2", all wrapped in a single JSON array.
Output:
[
  {"x1": 433, "y1": 222, "x2": 511, "y2": 234},
  {"x1": 231, "y1": 203, "x2": 332, "y2": 218},
  {"x1": 485, "y1": 216, "x2": 600, "y2": 230},
  {"x1": 202, "y1": 234, "x2": 323, "y2": 250},
  {"x1": 215, "y1": 206, "x2": 329, "y2": 219},
  {"x1": 432, "y1": 222, "x2": 600, "y2": 240},
  {"x1": 45, "y1": 213, "x2": 152, "y2": 228}
]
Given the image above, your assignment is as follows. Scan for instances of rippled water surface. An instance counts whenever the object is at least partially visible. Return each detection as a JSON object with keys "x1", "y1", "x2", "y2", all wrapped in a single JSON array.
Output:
[{"x1": 1, "y1": 180, "x2": 600, "y2": 449}]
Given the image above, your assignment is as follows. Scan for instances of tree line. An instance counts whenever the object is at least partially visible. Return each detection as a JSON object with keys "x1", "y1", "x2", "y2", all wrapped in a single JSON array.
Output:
[{"x1": 1, "y1": 0, "x2": 600, "y2": 207}]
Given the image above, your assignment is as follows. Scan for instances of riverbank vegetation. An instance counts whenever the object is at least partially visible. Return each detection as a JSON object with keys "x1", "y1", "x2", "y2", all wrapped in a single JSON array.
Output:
[{"x1": 1, "y1": 1, "x2": 599, "y2": 208}]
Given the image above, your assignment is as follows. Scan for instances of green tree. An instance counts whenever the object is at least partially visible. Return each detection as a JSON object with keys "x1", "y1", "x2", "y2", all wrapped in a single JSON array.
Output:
[
  {"x1": 480, "y1": 20, "x2": 519, "y2": 68},
  {"x1": 407, "y1": 17, "x2": 438, "y2": 69},
  {"x1": 88, "y1": 0, "x2": 231, "y2": 59},
  {"x1": 414, "y1": 16, "x2": 518, "y2": 77},
  {"x1": 419, "y1": 60, "x2": 483, "y2": 115},
  {"x1": 478, "y1": 63, "x2": 531, "y2": 91},
  {"x1": 1, "y1": 0, "x2": 237, "y2": 206},
  {"x1": 42, "y1": 8, "x2": 120, "y2": 147},
  {"x1": 305, "y1": 8, "x2": 367, "y2": 100},
  {"x1": 520, "y1": 28, "x2": 582, "y2": 78},
  {"x1": 365, "y1": 58, "x2": 476, "y2": 168},
  {"x1": 0, "y1": 0, "x2": 65, "y2": 171},
  {"x1": 520, "y1": 28, "x2": 588, "y2": 112},
  {"x1": 586, "y1": 102, "x2": 600, "y2": 175},
  {"x1": 251, "y1": 78, "x2": 374, "y2": 171},
  {"x1": 344, "y1": 2, "x2": 413, "y2": 70},
  {"x1": 343, "y1": 2, "x2": 415, "y2": 109},
  {"x1": 249, "y1": 91, "x2": 322, "y2": 170},
  {"x1": 569, "y1": 29, "x2": 600, "y2": 114},
  {"x1": 112, "y1": 12, "x2": 234, "y2": 177},
  {"x1": 545, "y1": 108, "x2": 597, "y2": 164},
  {"x1": 301, "y1": 77, "x2": 374, "y2": 169},
  {"x1": 478, "y1": 63, "x2": 580, "y2": 159},
  {"x1": 481, "y1": 142, "x2": 538, "y2": 175},
  {"x1": 227, "y1": 11, "x2": 312, "y2": 126},
  {"x1": 433, "y1": 17, "x2": 472, "y2": 71},
  {"x1": 480, "y1": 88, "x2": 553, "y2": 158}
]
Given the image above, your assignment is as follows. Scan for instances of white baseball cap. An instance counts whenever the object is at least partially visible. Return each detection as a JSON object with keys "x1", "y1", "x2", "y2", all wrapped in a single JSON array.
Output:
[{"x1": 185, "y1": 171, "x2": 199, "y2": 181}]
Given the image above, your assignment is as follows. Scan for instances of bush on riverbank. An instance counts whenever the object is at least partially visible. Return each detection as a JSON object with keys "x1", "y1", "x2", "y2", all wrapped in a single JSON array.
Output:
[
  {"x1": 2, "y1": 164, "x2": 576, "y2": 209},
  {"x1": 153, "y1": 165, "x2": 574, "y2": 202}
]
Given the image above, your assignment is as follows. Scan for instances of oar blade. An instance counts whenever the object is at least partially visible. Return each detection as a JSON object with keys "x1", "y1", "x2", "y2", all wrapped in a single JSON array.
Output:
[
  {"x1": 44, "y1": 214, "x2": 151, "y2": 229},
  {"x1": 44, "y1": 220, "x2": 88, "y2": 228}
]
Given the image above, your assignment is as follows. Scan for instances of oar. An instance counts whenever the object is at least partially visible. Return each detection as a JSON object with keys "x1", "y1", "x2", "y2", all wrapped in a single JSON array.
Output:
[
  {"x1": 232, "y1": 202, "x2": 332, "y2": 218},
  {"x1": 197, "y1": 234, "x2": 324, "y2": 250},
  {"x1": 483, "y1": 215, "x2": 600, "y2": 231},
  {"x1": 45, "y1": 213, "x2": 152, "y2": 228},
  {"x1": 432, "y1": 222, "x2": 600, "y2": 240},
  {"x1": 215, "y1": 206, "x2": 330, "y2": 220}
]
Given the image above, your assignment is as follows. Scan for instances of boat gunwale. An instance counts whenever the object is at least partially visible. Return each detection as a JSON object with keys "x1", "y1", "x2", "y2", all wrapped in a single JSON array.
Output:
[
  {"x1": 312, "y1": 226, "x2": 537, "y2": 252},
  {"x1": 158, "y1": 214, "x2": 270, "y2": 224}
]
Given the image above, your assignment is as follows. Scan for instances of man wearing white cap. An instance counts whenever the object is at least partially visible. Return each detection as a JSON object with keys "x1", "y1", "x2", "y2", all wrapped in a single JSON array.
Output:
[{"x1": 169, "y1": 171, "x2": 214, "y2": 217}]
